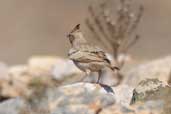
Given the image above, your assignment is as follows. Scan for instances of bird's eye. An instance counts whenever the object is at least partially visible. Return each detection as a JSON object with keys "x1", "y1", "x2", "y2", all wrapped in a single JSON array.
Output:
[{"x1": 67, "y1": 34, "x2": 75, "y2": 39}]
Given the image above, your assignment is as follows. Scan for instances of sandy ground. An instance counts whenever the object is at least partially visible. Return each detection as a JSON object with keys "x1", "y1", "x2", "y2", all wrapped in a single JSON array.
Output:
[{"x1": 0, "y1": 0, "x2": 170, "y2": 64}]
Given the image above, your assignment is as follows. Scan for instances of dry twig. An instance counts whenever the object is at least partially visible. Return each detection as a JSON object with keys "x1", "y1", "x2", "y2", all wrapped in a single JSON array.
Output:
[{"x1": 86, "y1": 0, "x2": 144, "y2": 68}]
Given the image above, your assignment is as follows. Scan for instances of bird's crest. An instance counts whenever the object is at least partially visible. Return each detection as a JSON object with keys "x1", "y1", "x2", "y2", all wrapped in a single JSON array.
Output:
[{"x1": 70, "y1": 24, "x2": 80, "y2": 33}]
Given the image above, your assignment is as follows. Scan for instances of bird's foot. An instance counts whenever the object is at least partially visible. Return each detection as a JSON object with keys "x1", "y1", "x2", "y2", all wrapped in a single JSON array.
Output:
[{"x1": 99, "y1": 84, "x2": 114, "y2": 94}]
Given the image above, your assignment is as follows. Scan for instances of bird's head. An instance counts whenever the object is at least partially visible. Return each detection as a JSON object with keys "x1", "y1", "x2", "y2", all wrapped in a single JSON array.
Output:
[{"x1": 67, "y1": 24, "x2": 87, "y2": 46}]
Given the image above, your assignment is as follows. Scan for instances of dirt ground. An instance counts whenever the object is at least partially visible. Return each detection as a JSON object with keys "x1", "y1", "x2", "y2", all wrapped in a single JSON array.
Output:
[{"x1": 0, "y1": 0, "x2": 170, "y2": 64}]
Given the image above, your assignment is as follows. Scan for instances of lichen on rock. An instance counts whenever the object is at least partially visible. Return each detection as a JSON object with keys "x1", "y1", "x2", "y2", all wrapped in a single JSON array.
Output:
[{"x1": 131, "y1": 78, "x2": 171, "y2": 105}]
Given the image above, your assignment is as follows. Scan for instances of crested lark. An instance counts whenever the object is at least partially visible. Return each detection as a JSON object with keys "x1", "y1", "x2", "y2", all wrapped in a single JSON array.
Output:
[{"x1": 67, "y1": 24, "x2": 119, "y2": 83}]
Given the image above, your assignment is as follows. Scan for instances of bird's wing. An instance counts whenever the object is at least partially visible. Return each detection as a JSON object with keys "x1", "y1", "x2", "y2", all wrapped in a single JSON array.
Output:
[
  {"x1": 69, "y1": 45, "x2": 111, "y2": 64},
  {"x1": 81, "y1": 45, "x2": 111, "y2": 63}
]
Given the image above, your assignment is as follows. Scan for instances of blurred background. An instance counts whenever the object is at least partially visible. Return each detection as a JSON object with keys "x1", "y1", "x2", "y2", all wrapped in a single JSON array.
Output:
[
  {"x1": 0, "y1": 0, "x2": 170, "y2": 65},
  {"x1": 0, "y1": 1, "x2": 171, "y2": 114}
]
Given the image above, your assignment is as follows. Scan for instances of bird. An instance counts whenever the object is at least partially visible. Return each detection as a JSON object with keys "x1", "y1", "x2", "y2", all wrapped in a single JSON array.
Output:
[{"x1": 67, "y1": 24, "x2": 119, "y2": 84}]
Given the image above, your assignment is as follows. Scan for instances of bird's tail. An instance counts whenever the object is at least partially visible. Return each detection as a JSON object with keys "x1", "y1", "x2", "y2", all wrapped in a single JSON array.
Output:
[
  {"x1": 110, "y1": 66, "x2": 120, "y2": 71},
  {"x1": 110, "y1": 65, "x2": 123, "y2": 86}
]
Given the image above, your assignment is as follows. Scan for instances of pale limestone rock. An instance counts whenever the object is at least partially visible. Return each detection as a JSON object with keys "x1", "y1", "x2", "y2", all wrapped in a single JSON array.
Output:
[{"x1": 125, "y1": 56, "x2": 171, "y2": 87}]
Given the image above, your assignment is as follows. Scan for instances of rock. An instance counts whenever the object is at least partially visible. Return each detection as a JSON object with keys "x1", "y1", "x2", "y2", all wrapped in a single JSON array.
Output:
[
  {"x1": 28, "y1": 56, "x2": 70, "y2": 76},
  {"x1": 48, "y1": 83, "x2": 116, "y2": 114},
  {"x1": 7, "y1": 65, "x2": 32, "y2": 97},
  {"x1": 28, "y1": 56, "x2": 81, "y2": 84},
  {"x1": 100, "y1": 85, "x2": 167, "y2": 114},
  {"x1": 52, "y1": 59, "x2": 80, "y2": 79},
  {"x1": 130, "y1": 79, "x2": 171, "y2": 105},
  {"x1": 51, "y1": 105, "x2": 95, "y2": 114},
  {"x1": 17, "y1": 82, "x2": 116, "y2": 114},
  {"x1": 130, "y1": 79, "x2": 171, "y2": 114},
  {"x1": 0, "y1": 98, "x2": 26, "y2": 114},
  {"x1": 125, "y1": 56, "x2": 171, "y2": 87},
  {"x1": 0, "y1": 62, "x2": 8, "y2": 81},
  {"x1": 113, "y1": 85, "x2": 134, "y2": 107},
  {"x1": 0, "y1": 56, "x2": 82, "y2": 98},
  {"x1": 7, "y1": 65, "x2": 31, "y2": 97},
  {"x1": 23, "y1": 83, "x2": 135, "y2": 114},
  {"x1": 0, "y1": 78, "x2": 169, "y2": 114},
  {"x1": 100, "y1": 105, "x2": 132, "y2": 114},
  {"x1": 28, "y1": 56, "x2": 79, "y2": 76},
  {"x1": 100, "y1": 100, "x2": 163, "y2": 114},
  {"x1": 52, "y1": 59, "x2": 81, "y2": 82},
  {"x1": 0, "y1": 62, "x2": 10, "y2": 101},
  {"x1": 5, "y1": 64, "x2": 58, "y2": 98},
  {"x1": 24, "y1": 82, "x2": 134, "y2": 114}
]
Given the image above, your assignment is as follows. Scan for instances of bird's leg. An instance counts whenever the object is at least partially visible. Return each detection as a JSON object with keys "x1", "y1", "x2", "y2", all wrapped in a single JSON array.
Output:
[
  {"x1": 97, "y1": 70, "x2": 102, "y2": 84},
  {"x1": 78, "y1": 70, "x2": 91, "y2": 82},
  {"x1": 85, "y1": 69, "x2": 91, "y2": 76}
]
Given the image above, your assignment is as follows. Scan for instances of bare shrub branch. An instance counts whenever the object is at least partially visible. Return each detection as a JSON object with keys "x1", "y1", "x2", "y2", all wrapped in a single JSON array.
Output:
[{"x1": 86, "y1": 0, "x2": 144, "y2": 68}]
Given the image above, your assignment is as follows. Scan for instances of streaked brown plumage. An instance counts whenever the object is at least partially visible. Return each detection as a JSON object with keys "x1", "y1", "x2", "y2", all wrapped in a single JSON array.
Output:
[{"x1": 67, "y1": 24, "x2": 119, "y2": 83}]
